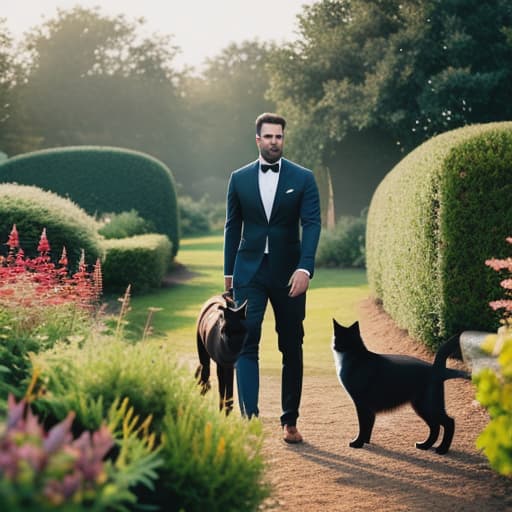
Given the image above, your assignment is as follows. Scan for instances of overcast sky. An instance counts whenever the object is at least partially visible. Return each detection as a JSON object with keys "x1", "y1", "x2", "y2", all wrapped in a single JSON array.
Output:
[{"x1": 2, "y1": 0, "x2": 316, "y2": 70}]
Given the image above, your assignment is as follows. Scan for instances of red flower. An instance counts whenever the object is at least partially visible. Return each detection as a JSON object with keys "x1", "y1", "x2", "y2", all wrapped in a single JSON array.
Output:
[
  {"x1": 37, "y1": 228, "x2": 51, "y2": 254},
  {"x1": 6, "y1": 224, "x2": 19, "y2": 249}
]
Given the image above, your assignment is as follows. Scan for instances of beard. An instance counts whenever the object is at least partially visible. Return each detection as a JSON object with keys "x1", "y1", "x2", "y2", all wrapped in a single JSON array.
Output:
[{"x1": 260, "y1": 146, "x2": 282, "y2": 163}]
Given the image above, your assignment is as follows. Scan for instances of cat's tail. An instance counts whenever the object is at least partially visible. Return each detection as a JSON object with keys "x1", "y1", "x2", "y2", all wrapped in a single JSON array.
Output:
[{"x1": 433, "y1": 334, "x2": 470, "y2": 380}]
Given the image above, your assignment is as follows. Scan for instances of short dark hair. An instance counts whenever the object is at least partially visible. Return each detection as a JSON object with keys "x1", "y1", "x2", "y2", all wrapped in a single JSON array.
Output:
[{"x1": 255, "y1": 113, "x2": 286, "y2": 136}]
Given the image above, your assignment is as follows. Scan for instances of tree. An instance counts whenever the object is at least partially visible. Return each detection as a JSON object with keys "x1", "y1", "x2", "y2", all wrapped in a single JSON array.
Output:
[
  {"x1": 180, "y1": 40, "x2": 276, "y2": 201},
  {"x1": 18, "y1": 6, "x2": 190, "y2": 183},
  {"x1": 0, "y1": 19, "x2": 37, "y2": 155},
  {"x1": 267, "y1": 0, "x2": 512, "y2": 215}
]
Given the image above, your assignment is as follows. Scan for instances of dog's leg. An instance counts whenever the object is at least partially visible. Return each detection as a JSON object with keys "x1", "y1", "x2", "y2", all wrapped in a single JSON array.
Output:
[
  {"x1": 196, "y1": 332, "x2": 211, "y2": 395},
  {"x1": 216, "y1": 364, "x2": 235, "y2": 414},
  {"x1": 435, "y1": 415, "x2": 455, "y2": 454},
  {"x1": 216, "y1": 363, "x2": 226, "y2": 411},
  {"x1": 350, "y1": 405, "x2": 375, "y2": 448},
  {"x1": 223, "y1": 365, "x2": 234, "y2": 415}
]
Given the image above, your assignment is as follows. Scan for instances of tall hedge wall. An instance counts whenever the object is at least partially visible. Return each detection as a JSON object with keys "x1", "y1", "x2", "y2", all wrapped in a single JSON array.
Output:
[
  {"x1": 0, "y1": 146, "x2": 179, "y2": 256},
  {"x1": 0, "y1": 183, "x2": 103, "y2": 266},
  {"x1": 366, "y1": 122, "x2": 512, "y2": 349}
]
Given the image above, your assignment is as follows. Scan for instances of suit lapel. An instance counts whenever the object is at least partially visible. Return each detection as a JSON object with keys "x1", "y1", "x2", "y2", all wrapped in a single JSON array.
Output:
[
  {"x1": 248, "y1": 161, "x2": 268, "y2": 221},
  {"x1": 269, "y1": 159, "x2": 289, "y2": 222}
]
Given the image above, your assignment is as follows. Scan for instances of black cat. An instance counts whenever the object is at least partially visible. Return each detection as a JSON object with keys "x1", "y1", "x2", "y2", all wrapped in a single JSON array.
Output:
[
  {"x1": 195, "y1": 292, "x2": 247, "y2": 414},
  {"x1": 332, "y1": 319, "x2": 470, "y2": 454}
]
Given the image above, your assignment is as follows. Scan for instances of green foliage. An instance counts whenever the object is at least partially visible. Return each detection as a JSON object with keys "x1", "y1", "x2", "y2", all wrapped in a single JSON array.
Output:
[
  {"x1": 32, "y1": 336, "x2": 269, "y2": 511},
  {"x1": 316, "y1": 213, "x2": 366, "y2": 268},
  {"x1": 366, "y1": 122, "x2": 512, "y2": 348},
  {"x1": 0, "y1": 183, "x2": 102, "y2": 267},
  {"x1": 474, "y1": 329, "x2": 512, "y2": 476},
  {"x1": 155, "y1": 406, "x2": 268, "y2": 512},
  {"x1": 33, "y1": 338, "x2": 182, "y2": 433},
  {"x1": 0, "y1": 146, "x2": 180, "y2": 256},
  {"x1": 0, "y1": 305, "x2": 91, "y2": 398},
  {"x1": 268, "y1": 0, "x2": 512, "y2": 170},
  {"x1": 181, "y1": 41, "x2": 277, "y2": 201},
  {"x1": 178, "y1": 196, "x2": 212, "y2": 236},
  {"x1": 101, "y1": 234, "x2": 172, "y2": 294},
  {"x1": 98, "y1": 209, "x2": 155, "y2": 239}
]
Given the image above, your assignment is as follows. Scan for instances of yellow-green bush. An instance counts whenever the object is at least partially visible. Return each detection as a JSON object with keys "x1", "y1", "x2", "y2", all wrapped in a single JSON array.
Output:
[
  {"x1": 101, "y1": 234, "x2": 172, "y2": 293},
  {"x1": 366, "y1": 122, "x2": 512, "y2": 348},
  {"x1": 0, "y1": 146, "x2": 180, "y2": 257},
  {"x1": 0, "y1": 183, "x2": 102, "y2": 266},
  {"x1": 474, "y1": 327, "x2": 512, "y2": 476}
]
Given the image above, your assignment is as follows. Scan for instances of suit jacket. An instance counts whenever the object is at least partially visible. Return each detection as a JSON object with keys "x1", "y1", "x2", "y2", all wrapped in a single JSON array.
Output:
[{"x1": 224, "y1": 158, "x2": 321, "y2": 288}]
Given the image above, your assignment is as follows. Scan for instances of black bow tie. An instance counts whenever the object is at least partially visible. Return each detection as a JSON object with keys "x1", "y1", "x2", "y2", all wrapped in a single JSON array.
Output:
[{"x1": 261, "y1": 163, "x2": 279, "y2": 173}]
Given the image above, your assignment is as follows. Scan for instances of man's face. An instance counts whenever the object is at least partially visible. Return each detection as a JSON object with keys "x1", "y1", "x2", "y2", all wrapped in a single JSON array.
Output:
[{"x1": 256, "y1": 122, "x2": 284, "y2": 163}]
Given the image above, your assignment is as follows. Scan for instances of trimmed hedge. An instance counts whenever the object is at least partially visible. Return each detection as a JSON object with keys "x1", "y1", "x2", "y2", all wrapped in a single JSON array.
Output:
[
  {"x1": 101, "y1": 234, "x2": 172, "y2": 293},
  {"x1": 0, "y1": 183, "x2": 102, "y2": 266},
  {"x1": 0, "y1": 146, "x2": 179, "y2": 256},
  {"x1": 366, "y1": 122, "x2": 512, "y2": 349}
]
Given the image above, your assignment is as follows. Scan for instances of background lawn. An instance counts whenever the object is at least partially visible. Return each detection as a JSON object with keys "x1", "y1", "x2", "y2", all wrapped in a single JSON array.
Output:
[{"x1": 126, "y1": 235, "x2": 369, "y2": 376}]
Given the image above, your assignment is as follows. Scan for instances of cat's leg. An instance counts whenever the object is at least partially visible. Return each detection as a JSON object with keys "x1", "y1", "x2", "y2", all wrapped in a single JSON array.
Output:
[
  {"x1": 435, "y1": 415, "x2": 455, "y2": 454},
  {"x1": 412, "y1": 401, "x2": 439, "y2": 450},
  {"x1": 350, "y1": 405, "x2": 375, "y2": 448}
]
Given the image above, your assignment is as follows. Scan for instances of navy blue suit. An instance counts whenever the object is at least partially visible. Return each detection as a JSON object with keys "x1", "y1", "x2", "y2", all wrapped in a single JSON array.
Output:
[{"x1": 224, "y1": 158, "x2": 321, "y2": 425}]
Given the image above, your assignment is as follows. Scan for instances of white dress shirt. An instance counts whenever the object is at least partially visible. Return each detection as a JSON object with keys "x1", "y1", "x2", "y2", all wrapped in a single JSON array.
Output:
[{"x1": 259, "y1": 158, "x2": 281, "y2": 253}]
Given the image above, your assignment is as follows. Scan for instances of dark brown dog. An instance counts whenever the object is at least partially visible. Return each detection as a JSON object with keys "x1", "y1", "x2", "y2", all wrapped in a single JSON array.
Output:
[{"x1": 195, "y1": 291, "x2": 247, "y2": 414}]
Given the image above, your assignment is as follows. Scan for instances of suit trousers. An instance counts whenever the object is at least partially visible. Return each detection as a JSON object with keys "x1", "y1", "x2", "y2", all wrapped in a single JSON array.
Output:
[{"x1": 234, "y1": 255, "x2": 306, "y2": 426}]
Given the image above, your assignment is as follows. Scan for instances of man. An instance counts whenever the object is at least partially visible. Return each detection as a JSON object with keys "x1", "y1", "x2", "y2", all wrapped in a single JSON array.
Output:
[{"x1": 224, "y1": 112, "x2": 321, "y2": 443}]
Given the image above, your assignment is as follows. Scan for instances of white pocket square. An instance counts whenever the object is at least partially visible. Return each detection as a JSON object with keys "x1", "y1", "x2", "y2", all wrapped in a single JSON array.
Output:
[{"x1": 285, "y1": 188, "x2": 294, "y2": 194}]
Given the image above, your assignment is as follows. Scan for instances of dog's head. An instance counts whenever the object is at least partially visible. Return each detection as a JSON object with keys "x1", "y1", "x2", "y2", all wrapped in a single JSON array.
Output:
[
  {"x1": 220, "y1": 299, "x2": 248, "y2": 357},
  {"x1": 332, "y1": 318, "x2": 365, "y2": 353}
]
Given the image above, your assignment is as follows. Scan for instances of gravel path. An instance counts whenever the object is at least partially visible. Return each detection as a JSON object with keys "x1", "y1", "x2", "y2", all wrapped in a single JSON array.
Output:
[{"x1": 257, "y1": 297, "x2": 512, "y2": 512}]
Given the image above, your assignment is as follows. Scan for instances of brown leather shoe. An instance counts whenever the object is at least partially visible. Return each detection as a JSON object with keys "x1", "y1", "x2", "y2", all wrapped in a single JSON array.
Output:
[{"x1": 283, "y1": 424, "x2": 303, "y2": 444}]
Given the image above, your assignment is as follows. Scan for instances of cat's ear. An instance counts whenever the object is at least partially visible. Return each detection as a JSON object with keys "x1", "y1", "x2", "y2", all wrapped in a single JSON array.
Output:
[{"x1": 333, "y1": 318, "x2": 343, "y2": 330}]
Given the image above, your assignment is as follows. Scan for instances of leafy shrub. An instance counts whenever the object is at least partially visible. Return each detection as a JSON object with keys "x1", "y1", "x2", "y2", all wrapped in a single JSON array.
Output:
[
  {"x1": 101, "y1": 234, "x2": 172, "y2": 294},
  {"x1": 98, "y1": 209, "x2": 155, "y2": 239},
  {"x1": 473, "y1": 236, "x2": 512, "y2": 476},
  {"x1": 366, "y1": 122, "x2": 512, "y2": 349},
  {"x1": 33, "y1": 336, "x2": 269, "y2": 511},
  {"x1": 0, "y1": 146, "x2": 180, "y2": 256},
  {"x1": 0, "y1": 183, "x2": 103, "y2": 267},
  {"x1": 178, "y1": 196, "x2": 212, "y2": 236},
  {"x1": 155, "y1": 401, "x2": 268, "y2": 512},
  {"x1": 474, "y1": 333, "x2": 512, "y2": 477},
  {"x1": 0, "y1": 394, "x2": 161, "y2": 510},
  {"x1": 0, "y1": 227, "x2": 101, "y2": 399},
  {"x1": 316, "y1": 213, "x2": 366, "y2": 268}
]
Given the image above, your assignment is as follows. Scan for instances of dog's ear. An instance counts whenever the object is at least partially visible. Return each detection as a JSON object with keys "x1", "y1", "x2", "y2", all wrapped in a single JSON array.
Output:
[{"x1": 349, "y1": 321, "x2": 360, "y2": 333}]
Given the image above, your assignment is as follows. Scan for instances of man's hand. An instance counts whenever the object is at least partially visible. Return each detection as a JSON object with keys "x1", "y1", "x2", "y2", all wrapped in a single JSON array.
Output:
[
  {"x1": 288, "y1": 270, "x2": 309, "y2": 297},
  {"x1": 224, "y1": 276, "x2": 233, "y2": 291}
]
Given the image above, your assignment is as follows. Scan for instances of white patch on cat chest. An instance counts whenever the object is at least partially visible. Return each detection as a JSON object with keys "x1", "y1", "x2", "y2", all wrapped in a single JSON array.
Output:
[{"x1": 332, "y1": 349, "x2": 345, "y2": 386}]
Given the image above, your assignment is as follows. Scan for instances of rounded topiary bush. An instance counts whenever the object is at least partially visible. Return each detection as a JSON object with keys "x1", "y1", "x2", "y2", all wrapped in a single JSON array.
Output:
[
  {"x1": 366, "y1": 121, "x2": 512, "y2": 348},
  {"x1": 0, "y1": 183, "x2": 102, "y2": 266},
  {"x1": 0, "y1": 146, "x2": 179, "y2": 256}
]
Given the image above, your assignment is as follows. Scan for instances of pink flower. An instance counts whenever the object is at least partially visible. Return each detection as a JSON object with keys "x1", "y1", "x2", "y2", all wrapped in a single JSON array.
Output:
[{"x1": 43, "y1": 411, "x2": 76, "y2": 454}]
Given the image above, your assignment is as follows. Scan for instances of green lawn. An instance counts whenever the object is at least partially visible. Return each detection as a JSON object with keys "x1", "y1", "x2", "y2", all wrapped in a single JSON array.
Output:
[{"x1": 127, "y1": 235, "x2": 369, "y2": 376}]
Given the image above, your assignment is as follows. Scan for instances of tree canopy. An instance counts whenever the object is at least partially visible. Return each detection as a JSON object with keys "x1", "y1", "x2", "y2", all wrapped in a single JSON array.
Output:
[{"x1": 268, "y1": 0, "x2": 512, "y2": 167}]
